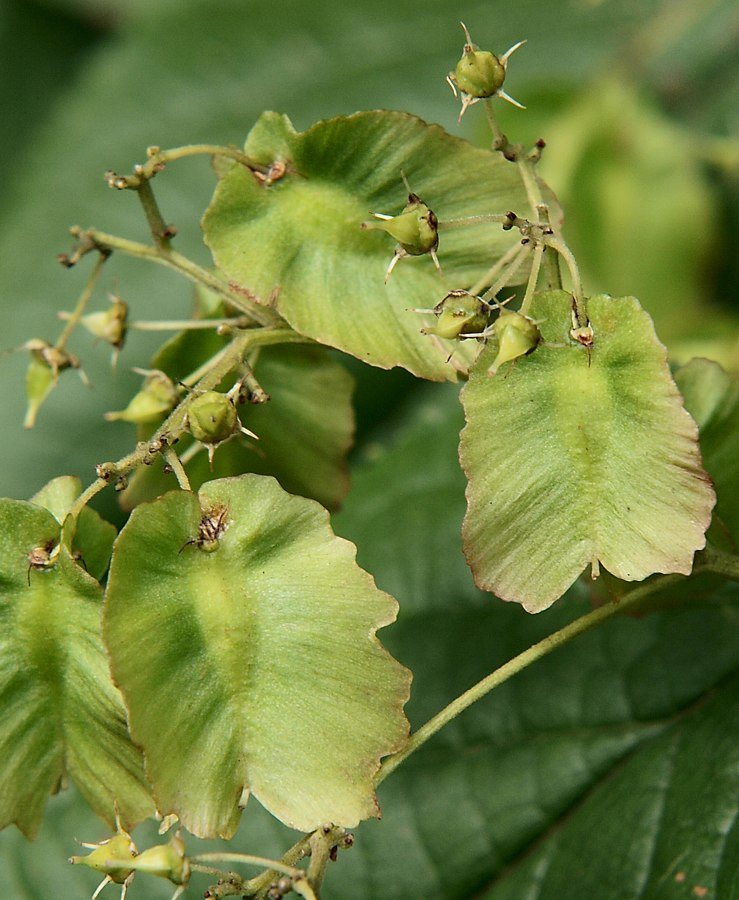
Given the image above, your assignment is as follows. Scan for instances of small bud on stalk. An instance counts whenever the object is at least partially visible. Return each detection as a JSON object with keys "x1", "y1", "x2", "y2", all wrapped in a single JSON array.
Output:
[
  {"x1": 362, "y1": 185, "x2": 441, "y2": 281},
  {"x1": 185, "y1": 389, "x2": 258, "y2": 468},
  {"x1": 447, "y1": 23, "x2": 526, "y2": 119},
  {"x1": 105, "y1": 369, "x2": 179, "y2": 425},
  {"x1": 488, "y1": 309, "x2": 541, "y2": 375},
  {"x1": 421, "y1": 290, "x2": 490, "y2": 340},
  {"x1": 78, "y1": 294, "x2": 129, "y2": 367}
]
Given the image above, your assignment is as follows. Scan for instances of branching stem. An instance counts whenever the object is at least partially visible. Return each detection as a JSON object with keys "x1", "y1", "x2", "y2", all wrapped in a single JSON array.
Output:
[
  {"x1": 467, "y1": 240, "x2": 528, "y2": 299},
  {"x1": 68, "y1": 327, "x2": 309, "y2": 519},
  {"x1": 64, "y1": 228, "x2": 282, "y2": 328}
]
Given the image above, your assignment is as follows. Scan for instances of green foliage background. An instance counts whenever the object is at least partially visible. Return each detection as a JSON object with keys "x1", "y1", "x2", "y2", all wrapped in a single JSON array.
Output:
[{"x1": 1, "y1": 0, "x2": 737, "y2": 897}]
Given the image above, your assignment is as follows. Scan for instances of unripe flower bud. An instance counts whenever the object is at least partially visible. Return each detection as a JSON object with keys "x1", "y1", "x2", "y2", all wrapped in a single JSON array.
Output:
[
  {"x1": 187, "y1": 390, "x2": 238, "y2": 445},
  {"x1": 129, "y1": 833, "x2": 190, "y2": 885},
  {"x1": 81, "y1": 295, "x2": 128, "y2": 349},
  {"x1": 454, "y1": 47, "x2": 505, "y2": 99},
  {"x1": 488, "y1": 309, "x2": 540, "y2": 375},
  {"x1": 362, "y1": 193, "x2": 439, "y2": 257},
  {"x1": 423, "y1": 290, "x2": 489, "y2": 340},
  {"x1": 105, "y1": 370, "x2": 179, "y2": 425},
  {"x1": 69, "y1": 831, "x2": 137, "y2": 883}
]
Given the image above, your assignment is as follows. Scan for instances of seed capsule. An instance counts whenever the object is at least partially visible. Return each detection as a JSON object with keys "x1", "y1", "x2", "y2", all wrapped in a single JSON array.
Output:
[
  {"x1": 185, "y1": 390, "x2": 257, "y2": 467},
  {"x1": 187, "y1": 391, "x2": 239, "y2": 444},
  {"x1": 81, "y1": 294, "x2": 129, "y2": 351},
  {"x1": 447, "y1": 23, "x2": 526, "y2": 119},
  {"x1": 105, "y1": 370, "x2": 179, "y2": 425},
  {"x1": 488, "y1": 309, "x2": 540, "y2": 375},
  {"x1": 362, "y1": 190, "x2": 441, "y2": 281},
  {"x1": 69, "y1": 830, "x2": 137, "y2": 884},
  {"x1": 422, "y1": 290, "x2": 489, "y2": 340}
]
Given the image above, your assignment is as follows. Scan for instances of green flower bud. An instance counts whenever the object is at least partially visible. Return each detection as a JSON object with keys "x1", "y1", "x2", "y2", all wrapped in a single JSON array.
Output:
[
  {"x1": 488, "y1": 309, "x2": 540, "y2": 375},
  {"x1": 105, "y1": 370, "x2": 179, "y2": 425},
  {"x1": 81, "y1": 295, "x2": 128, "y2": 349},
  {"x1": 69, "y1": 831, "x2": 137, "y2": 884},
  {"x1": 454, "y1": 47, "x2": 505, "y2": 99},
  {"x1": 447, "y1": 24, "x2": 526, "y2": 118},
  {"x1": 423, "y1": 290, "x2": 489, "y2": 340},
  {"x1": 129, "y1": 833, "x2": 190, "y2": 886},
  {"x1": 362, "y1": 193, "x2": 439, "y2": 257},
  {"x1": 187, "y1": 390, "x2": 238, "y2": 445}
]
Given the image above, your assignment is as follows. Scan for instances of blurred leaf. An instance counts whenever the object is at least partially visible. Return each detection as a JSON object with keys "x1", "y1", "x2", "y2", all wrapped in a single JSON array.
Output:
[
  {"x1": 0, "y1": 499, "x2": 153, "y2": 838},
  {"x1": 202, "y1": 110, "x2": 528, "y2": 380},
  {"x1": 676, "y1": 357, "x2": 739, "y2": 544},
  {"x1": 460, "y1": 291, "x2": 714, "y2": 612},
  {"x1": 481, "y1": 673, "x2": 739, "y2": 899},
  {"x1": 104, "y1": 475, "x2": 410, "y2": 837},
  {"x1": 538, "y1": 78, "x2": 732, "y2": 345}
]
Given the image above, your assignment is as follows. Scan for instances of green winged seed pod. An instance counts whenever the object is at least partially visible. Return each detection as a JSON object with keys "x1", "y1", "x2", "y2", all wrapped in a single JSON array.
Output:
[
  {"x1": 423, "y1": 290, "x2": 490, "y2": 340},
  {"x1": 23, "y1": 339, "x2": 86, "y2": 429},
  {"x1": 447, "y1": 23, "x2": 526, "y2": 118},
  {"x1": 488, "y1": 309, "x2": 541, "y2": 375}
]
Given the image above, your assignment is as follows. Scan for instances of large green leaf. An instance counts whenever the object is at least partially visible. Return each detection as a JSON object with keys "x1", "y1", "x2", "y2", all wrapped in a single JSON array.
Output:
[
  {"x1": 482, "y1": 673, "x2": 739, "y2": 899},
  {"x1": 0, "y1": 499, "x2": 153, "y2": 838},
  {"x1": 202, "y1": 110, "x2": 529, "y2": 381},
  {"x1": 104, "y1": 475, "x2": 410, "y2": 838},
  {"x1": 460, "y1": 291, "x2": 715, "y2": 612}
]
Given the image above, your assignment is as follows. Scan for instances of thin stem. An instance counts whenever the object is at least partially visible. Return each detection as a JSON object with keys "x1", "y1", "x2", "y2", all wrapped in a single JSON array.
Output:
[
  {"x1": 68, "y1": 477, "x2": 109, "y2": 520},
  {"x1": 136, "y1": 144, "x2": 258, "y2": 182},
  {"x1": 484, "y1": 99, "x2": 507, "y2": 151},
  {"x1": 519, "y1": 240, "x2": 545, "y2": 316},
  {"x1": 542, "y1": 245, "x2": 563, "y2": 290},
  {"x1": 180, "y1": 327, "x2": 308, "y2": 388},
  {"x1": 163, "y1": 447, "x2": 191, "y2": 491},
  {"x1": 545, "y1": 235, "x2": 586, "y2": 322},
  {"x1": 129, "y1": 317, "x2": 249, "y2": 332},
  {"x1": 292, "y1": 878, "x2": 318, "y2": 900},
  {"x1": 481, "y1": 242, "x2": 532, "y2": 303},
  {"x1": 135, "y1": 179, "x2": 173, "y2": 249},
  {"x1": 439, "y1": 214, "x2": 509, "y2": 230},
  {"x1": 191, "y1": 853, "x2": 304, "y2": 880},
  {"x1": 516, "y1": 157, "x2": 544, "y2": 220},
  {"x1": 375, "y1": 573, "x2": 689, "y2": 786},
  {"x1": 467, "y1": 240, "x2": 528, "y2": 299},
  {"x1": 56, "y1": 253, "x2": 108, "y2": 350}
]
